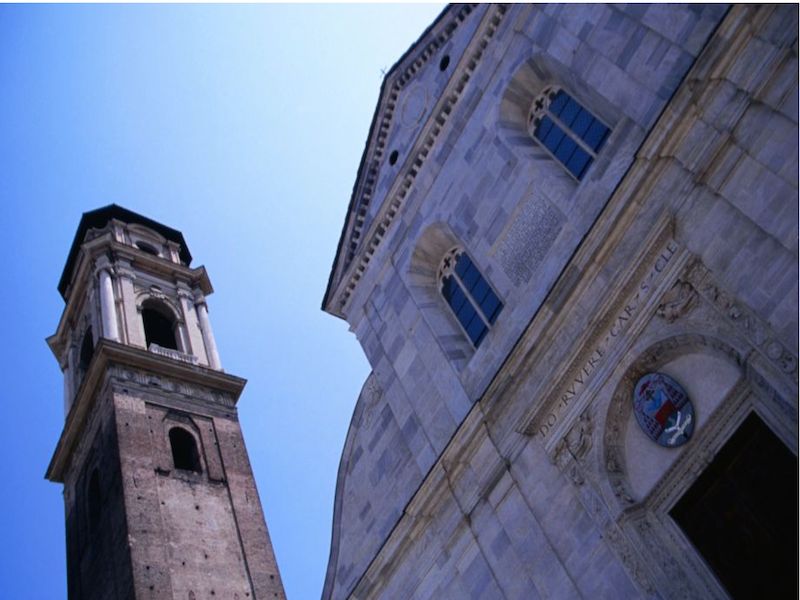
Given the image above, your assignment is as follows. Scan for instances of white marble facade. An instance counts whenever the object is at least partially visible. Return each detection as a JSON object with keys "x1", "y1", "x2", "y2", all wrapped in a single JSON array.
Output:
[{"x1": 323, "y1": 5, "x2": 798, "y2": 599}]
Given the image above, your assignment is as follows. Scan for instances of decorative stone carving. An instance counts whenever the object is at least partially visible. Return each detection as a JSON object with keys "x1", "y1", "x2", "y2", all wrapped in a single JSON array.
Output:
[
  {"x1": 496, "y1": 198, "x2": 564, "y2": 286},
  {"x1": 568, "y1": 470, "x2": 657, "y2": 595},
  {"x1": 604, "y1": 333, "x2": 745, "y2": 508},
  {"x1": 111, "y1": 366, "x2": 235, "y2": 408},
  {"x1": 359, "y1": 373, "x2": 384, "y2": 429},
  {"x1": 603, "y1": 523, "x2": 657, "y2": 595},
  {"x1": 553, "y1": 410, "x2": 593, "y2": 486},
  {"x1": 656, "y1": 280, "x2": 697, "y2": 323},
  {"x1": 632, "y1": 516, "x2": 695, "y2": 599},
  {"x1": 686, "y1": 261, "x2": 797, "y2": 380},
  {"x1": 566, "y1": 410, "x2": 593, "y2": 459}
]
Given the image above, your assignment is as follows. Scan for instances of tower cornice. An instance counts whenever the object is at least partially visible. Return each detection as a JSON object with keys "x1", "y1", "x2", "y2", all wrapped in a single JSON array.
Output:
[
  {"x1": 58, "y1": 204, "x2": 192, "y2": 300},
  {"x1": 45, "y1": 338, "x2": 246, "y2": 483},
  {"x1": 48, "y1": 233, "x2": 213, "y2": 360}
]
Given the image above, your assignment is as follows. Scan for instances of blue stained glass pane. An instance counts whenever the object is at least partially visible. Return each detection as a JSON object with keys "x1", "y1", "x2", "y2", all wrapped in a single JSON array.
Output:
[
  {"x1": 534, "y1": 115, "x2": 554, "y2": 141},
  {"x1": 466, "y1": 314, "x2": 487, "y2": 346},
  {"x1": 554, "y1": 136, "x2": 578, "y2": 167},
  {"x1": 461, "y1": 263, "x2": 480, "y2": 291},
  {"x1": 567, "y1": 147, "x2": 592, "y2": 180},
  {"x1": 570, "y1": 109, "x2": 593, "y2": 138},
  {"x1": 481, "y1": 292, "x2": 502, "y2": 324},
  {"x1": 549, "y1": 90, "x2": 568, "y2": 115},
  {"x1": 560, "y1": 98, "x2": 580, "y2": 128},
  {"x1": 474, "y1": 326, "x2": 488, "y2": 346},
  {"x1": 441, "y1": 276, "x2": 455, "y2": 301},
  {"x1": 584, "y1": 120, "x2": 610, "y2": 151},
  {"x1": 449, "y1": 285, "x2": 467, "y2": 315},
  {"x1": 456, "y1": 301, "x2": 477, "y2": 331},
  {"x1": 543, "y1": 124, "x2": 565, "y2": 154},
  {"x1": 470, "y1": 277, "x2": 490, "y2": 306},
  {"x1": 488, "y1": 299, "x2": 504, "y2": 325},
  {"x1": 455, "y1": 252, "x2": 471, "y2": 278}
]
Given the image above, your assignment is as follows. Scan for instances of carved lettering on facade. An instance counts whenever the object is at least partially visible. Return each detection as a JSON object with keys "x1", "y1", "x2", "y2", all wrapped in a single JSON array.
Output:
[{"x1": 537, "y1": 241, "x2": 679, "y2": 439}]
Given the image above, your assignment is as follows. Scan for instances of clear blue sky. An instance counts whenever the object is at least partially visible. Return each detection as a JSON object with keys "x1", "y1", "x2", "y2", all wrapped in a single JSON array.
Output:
[{"x1": 0, "y1": 4, "x2": 444, "y2": 598}]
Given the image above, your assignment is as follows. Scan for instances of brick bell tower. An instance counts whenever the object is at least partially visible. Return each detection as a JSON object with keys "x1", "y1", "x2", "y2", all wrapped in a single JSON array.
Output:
[{"x1": 46, "y1": 205, "x2": 286, "y2": 600}]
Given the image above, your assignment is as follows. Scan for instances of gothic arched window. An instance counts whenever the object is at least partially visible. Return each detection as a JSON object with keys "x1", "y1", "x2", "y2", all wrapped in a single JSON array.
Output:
[
  {"x1": 142, "y1": 300, "x2": 178, "y2": 351},
  {"x1": 528, "y1": 86, "x2": 610, "y2": 180},
  {"x1": 169, "y1": 427, "x2": 202, "y2": 473},
  {"x1": 438, "y1": 248, "x2": 503, "y2": 347}
]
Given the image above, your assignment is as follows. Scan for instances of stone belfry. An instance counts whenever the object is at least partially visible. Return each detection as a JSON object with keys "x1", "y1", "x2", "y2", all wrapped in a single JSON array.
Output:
[{"x1": 46, "y1": 205, "x2": 286, "y2": 599}]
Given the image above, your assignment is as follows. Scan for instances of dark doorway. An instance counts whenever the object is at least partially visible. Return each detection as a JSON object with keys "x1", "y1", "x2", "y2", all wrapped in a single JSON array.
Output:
[
  {"x1": 142, "y1": 304, "x2": 178, "y2": 350},
  {"x1": 671, "y1": 412, "x2": 798, "y2": 599}
]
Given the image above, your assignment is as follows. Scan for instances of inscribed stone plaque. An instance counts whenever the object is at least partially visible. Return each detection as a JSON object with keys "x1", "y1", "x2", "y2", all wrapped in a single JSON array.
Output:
[{"x1": 496, "y1": 198, "x2": 564, "y2": 285}]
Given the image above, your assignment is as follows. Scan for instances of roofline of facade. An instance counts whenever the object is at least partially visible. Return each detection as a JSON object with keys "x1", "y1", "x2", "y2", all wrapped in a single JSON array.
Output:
[{"x1": 321, "y1": 4, "x2": 455, "y2": 318}]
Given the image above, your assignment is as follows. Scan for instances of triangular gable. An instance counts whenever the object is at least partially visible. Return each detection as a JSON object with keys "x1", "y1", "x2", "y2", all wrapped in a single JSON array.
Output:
[{"x1": 322, "y1": 4, "x2": 508, "y2": 318}]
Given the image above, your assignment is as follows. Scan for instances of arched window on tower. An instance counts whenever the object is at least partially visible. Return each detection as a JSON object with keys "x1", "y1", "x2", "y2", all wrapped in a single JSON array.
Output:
[
  {"x1": 528, "y1": 86, "x2": 610, "y2": 180},
  {"x1": 141, "y1": 300, "x2": 178, "y2": 351},
  {"x1": 438, "y1": 248, "x2": 503, "y2": 348},
  {"x1": 169, "y1": 427, "x2": 202, "y2": 473},
  {"x1": 78, "y1": 327, "x2": 94, "y2": 373}
]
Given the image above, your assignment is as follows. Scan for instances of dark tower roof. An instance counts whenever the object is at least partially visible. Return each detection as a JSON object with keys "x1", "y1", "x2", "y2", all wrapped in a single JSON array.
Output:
[{"x1": 58, "y1": 204, "x2": 192, "y2": 300}]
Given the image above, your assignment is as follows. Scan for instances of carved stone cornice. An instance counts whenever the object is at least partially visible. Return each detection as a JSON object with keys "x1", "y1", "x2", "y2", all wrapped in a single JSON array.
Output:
[
  {"x1": 48, "y1": 234, "x2": 213, "y2": 361},
  {"x1": 45, "y1": 339, "x2": 246, "y2": 483},
  {"x1": 325, "y1": 4, "x2": 510, "y2": 318}
]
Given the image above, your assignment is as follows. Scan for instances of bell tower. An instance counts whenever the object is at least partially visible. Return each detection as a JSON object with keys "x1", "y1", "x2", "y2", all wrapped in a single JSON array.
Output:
[{"x1": 46, "y1": 205, "x2": 286, "y2": 600}]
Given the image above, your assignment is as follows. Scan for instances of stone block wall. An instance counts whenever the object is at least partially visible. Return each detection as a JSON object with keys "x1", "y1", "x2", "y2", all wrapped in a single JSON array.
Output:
[{"x1": 324, "y1": 5, "x2": 735, "y2": 598}]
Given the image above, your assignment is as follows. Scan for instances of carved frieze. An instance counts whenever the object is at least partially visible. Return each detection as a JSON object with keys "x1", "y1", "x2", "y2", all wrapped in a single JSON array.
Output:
[
  {"x1": 110, "y1": 365, "x2": 235, "y2": 408},
  {"x1": 334, "y1": 5, "x2": 509, "y2": 314},
  {"x1": 560, "y1": 459, "x2": 659, "y2": 596},
  {"x1": 685, "y1": 261, "x2": 797, "y2": 381}
]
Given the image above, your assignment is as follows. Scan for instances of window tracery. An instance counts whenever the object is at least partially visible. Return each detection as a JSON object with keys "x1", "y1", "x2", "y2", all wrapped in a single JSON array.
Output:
[
  {"x1": 438, "y1": 248, "x2": 502, "y2": 347},
  {"x1": 528, "y1": 86, "x2": 610, "y2": 180}
]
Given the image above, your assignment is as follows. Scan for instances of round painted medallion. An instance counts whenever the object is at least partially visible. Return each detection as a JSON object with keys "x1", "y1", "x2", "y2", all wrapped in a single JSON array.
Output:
[{"x1": 633, "y1": 372, "x2": 694, "y2": 448}]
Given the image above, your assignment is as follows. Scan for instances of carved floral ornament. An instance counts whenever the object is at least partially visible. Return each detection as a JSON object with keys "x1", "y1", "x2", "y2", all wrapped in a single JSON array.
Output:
[
  {"x1": 436, "y1": 246, "x2": 462, "y2": 280},
  {"x1": 684, "y1": 259, "x2": 797, "y2": 380},
  {"x1": 655, "y1": 280, "x2": 697, "y2": 323}
]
